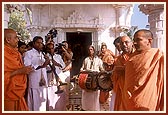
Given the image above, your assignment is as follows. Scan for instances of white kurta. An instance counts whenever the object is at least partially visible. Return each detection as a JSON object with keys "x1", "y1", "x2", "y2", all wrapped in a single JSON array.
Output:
[
  {"x1": 24, "y1": 48, "x2": 48, "y2": 111},
  {"x1": 80, "y1": 56, "x2": 104, "y2": 111},
  {"x1": 46, "y1": 53, "x2": 67, "y2": 111}
]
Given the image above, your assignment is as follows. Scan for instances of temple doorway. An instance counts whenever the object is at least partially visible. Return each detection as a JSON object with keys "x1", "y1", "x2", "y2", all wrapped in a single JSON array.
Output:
[{"x1": 66, "y1": 32, "x2": 92, "y2": 77}]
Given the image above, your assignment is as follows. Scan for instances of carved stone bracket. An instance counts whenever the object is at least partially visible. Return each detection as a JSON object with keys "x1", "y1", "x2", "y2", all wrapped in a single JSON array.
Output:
[
  {"x1": 110, "y1": 25, "x2": 130, "y2": 33},
  {"x1": 139, "y1": 4, "x2": 164, "y2": 15},
  {"x1": 110, "y1": 25, "x2": 131, "y2": 37}
]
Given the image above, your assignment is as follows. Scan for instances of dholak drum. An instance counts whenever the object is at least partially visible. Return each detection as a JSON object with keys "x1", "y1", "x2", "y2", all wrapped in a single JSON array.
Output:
[
  {"x1": 78, "y1": 72, "x2": 98, "y2": 91},
  {"x1": 98, "y1": 71, "x2": 113, "y2": 91}
]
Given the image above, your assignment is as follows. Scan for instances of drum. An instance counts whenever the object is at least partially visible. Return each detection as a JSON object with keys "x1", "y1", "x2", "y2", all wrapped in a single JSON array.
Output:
[
  {"x1": 98, "y1": 71, "x2": 113, "y2": 91},
  {"x1": 78, "y1": 72, "x2": 98, "y2": 91}
]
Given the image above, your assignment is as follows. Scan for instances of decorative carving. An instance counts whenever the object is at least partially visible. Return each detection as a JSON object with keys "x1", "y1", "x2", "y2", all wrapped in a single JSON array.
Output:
[
  {"x1": 5, "y1": 4, "x2": 26, "y2": 13},
  {"x1": 27, "y1": 25, "x2": 48, "y2": 32},
  {"x1": 52, "y1": 10, "x2": 105, "y2": 29},
  {"x1": 139, "y1": 4, "x2": 164, "y2": 15},
  {"x1": 68, "y1": 10, "x2": 84, "y2": 24},
  {"x1": 110, "y1": 25, "x2": 130, "y2": 33},
  {"x1": 53, "y1": 16, "x2": 64, "y2": 27}
]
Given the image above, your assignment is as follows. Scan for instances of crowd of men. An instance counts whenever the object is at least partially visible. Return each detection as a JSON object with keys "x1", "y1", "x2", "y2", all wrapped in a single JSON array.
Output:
[{"x1": 4, "y1": 28, "x2": 164, "y2": 111}]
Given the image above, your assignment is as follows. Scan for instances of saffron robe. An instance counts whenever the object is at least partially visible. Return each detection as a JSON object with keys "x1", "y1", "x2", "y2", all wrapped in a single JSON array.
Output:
[
  {"x1": 99, "y1": 49, "x2": 115, "y2": 105},
  {"x1": 121, "y1": 48, "x2": 164, "y2": 111},
  {"x1": 4, "y1": 45, "x2": 28, "y2": 111},
  {"x1": 112, "y1": 53, "x2": 130, "y2": 111}
]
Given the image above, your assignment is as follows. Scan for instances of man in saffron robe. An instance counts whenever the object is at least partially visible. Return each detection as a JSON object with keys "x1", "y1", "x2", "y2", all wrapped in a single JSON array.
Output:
[
  {"x1": 110, "y1": 35, "x2": 135, "y2": 111},
  {"x1": 4, "y1": 28, "x2": 33, "y2": 111},
  {"x1": 121, "y1": 29, "x2": 164, "y2": 111}
]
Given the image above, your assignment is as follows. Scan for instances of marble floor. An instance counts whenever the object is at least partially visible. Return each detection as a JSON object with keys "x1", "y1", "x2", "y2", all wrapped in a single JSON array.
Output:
[{"x1": 67, "y1": 82, "x2": 113, "y2": 111}]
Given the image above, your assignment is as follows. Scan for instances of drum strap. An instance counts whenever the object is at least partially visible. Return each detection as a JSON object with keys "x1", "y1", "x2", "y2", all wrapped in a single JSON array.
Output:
[{"x1": 90, "y1": 60, "x2": 93, "y2": 69}]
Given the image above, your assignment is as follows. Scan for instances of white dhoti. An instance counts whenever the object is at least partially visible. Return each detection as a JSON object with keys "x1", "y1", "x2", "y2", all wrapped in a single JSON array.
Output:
[
  {"x1": 57, "y1": 69, "x2": 70, "y2": 108},
  {"x1": 27, "y1": 87, "x2": 47, "y2": 111},
  {"x1": 82, "y1": 90, "x2": 100, "y2": 111},
  {"x1": 47, "y1": 85, "x2": 66, "y2": 111},
  {"x1": 109, "y1": 90, "x2": 116, "y2": 111}
]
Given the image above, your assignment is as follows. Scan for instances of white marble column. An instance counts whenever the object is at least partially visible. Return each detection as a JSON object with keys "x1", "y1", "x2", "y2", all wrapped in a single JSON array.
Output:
[
  {"x1": 4, "y1": 11, "x2": 10, "y2": 28},
  {"x1": 29, "y1": 4, "x2": 41, "y2": 26},
  {"x1": 94, "y1": 28, "x2": 102, "y2": 51},
  {"x1": 112, "y1": 4, "x2": 133, "y2": 27}
]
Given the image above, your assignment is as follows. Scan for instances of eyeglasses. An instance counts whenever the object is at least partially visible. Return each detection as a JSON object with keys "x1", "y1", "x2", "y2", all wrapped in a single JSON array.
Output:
[{"x1": 120, "y1": 41, "x2": 131, "y2": 45}]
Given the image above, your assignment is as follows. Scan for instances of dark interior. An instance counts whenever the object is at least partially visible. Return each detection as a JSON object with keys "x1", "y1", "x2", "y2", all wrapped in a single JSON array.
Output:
[{"x1": 66, "y1": 32, "x2": 92, "y2": 77}]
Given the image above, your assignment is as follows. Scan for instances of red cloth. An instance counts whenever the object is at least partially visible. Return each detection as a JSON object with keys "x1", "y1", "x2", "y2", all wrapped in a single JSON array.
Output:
[
  {"x1": 4, "y1": 44, "x2": 28, "y2": 111},
  {"x1": 99, "y1": 91, "x2": 109, "y2": 104}
]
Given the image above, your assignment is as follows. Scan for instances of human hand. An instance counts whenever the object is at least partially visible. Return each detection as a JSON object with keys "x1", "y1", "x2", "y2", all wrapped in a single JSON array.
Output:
[
  {"x1": 52, "y1": 60, "x2": 62, "y2": 68},
  {"x1": 42, "y1": 55, "x2": 50, "y2": 67},
  {"x1": 61, "y1": 46, "x2": 66, "y2": 52},
  {"x1": 21, "y1": 65, "x2": 34, "y2": 74}
]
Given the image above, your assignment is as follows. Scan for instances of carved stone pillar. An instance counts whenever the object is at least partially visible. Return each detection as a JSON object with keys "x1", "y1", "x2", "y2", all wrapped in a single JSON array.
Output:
[
  {"x1": 95, "y1": 28, "x2": 103, "y2": 51},
  {"x1": 139, "y1": 4, "x2": 165, "y2": 51},
  {"x1": 29, "y1": 4, "x2": 42, "y2": 26},
  {"x1": 112, "y1": 4, "x2": 133, "y2": 27}
]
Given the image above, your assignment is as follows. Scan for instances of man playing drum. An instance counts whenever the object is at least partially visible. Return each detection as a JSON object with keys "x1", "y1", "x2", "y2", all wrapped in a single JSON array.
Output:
[{"x1": 80, "y1": 45, "x2": 104, "y2": 111}]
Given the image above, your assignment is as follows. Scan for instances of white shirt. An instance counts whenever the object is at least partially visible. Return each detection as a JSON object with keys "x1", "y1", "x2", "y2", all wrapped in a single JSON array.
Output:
[
  {"x1": 46, "y1": 53, "x2": 66, "y2": 85},
  {"x1": 24, "y1": 48, "x2": 48, "y2": 88},
  {"x1": 80, "y1": 56, "x2": 104, "y2": 72}
]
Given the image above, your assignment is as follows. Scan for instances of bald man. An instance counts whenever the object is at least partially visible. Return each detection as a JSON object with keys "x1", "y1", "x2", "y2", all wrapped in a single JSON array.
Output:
[
  {"x1": 110, "y1": 35, "x2": 135, "y2": 111},
  {"x1": 121, "y1": 29, "x2": 164, "y2": 111},
  {"x1": 4, "y1": 28, "x2": 33, "y2": 111}
]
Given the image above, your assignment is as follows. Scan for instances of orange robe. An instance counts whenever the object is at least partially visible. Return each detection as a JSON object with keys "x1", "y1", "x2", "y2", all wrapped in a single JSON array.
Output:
[
  {"x1": 4, "y1": 45, "x2": 28, "y2": 111},
  {"x1": 112, "y1": 53, "x2": 130, "y2": 110},
  {"x1": 99, "y1": 50, "x2": 115, "y2": 104},
  {"x1": 99, "y1": 49, "x2": 115, "y2": 70},
  {"x1": 121, "y1": 48, "x2": 164, "y2": 111}
]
